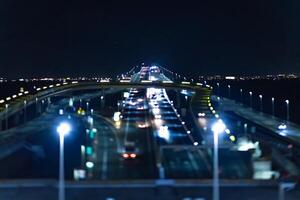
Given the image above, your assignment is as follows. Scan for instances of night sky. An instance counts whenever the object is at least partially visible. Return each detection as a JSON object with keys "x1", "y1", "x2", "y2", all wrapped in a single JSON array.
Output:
[{"x1": 0, "y1": 0, "x2": 299, "y2": 78}]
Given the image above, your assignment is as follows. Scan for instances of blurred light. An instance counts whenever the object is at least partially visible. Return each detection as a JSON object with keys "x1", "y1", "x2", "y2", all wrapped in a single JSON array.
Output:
[
  {"x1": 278, "y1": 123, "x2": 287, "y2": 130},
  {"x1": 123, "y1": 92, "x2": 130, "y2": 98},
  {"x1": 225, "y1": 129, "x2": 231, "y2": 134},
  {"x1": 198, "y1": 112, "x2": 206, "y2": 117},
  {"x1": 211, "y1": 119, "x2": 226, "y2": 134},
  {"x1": 92, "y1": 128, "x2": 97, "y2": 132},
  {"x1": 86, "y1": 161, "x2": 94, "y2": 169},
  {"x1": 115, "y1": 121, "x2": 121, "y2": 129},
  {"x1": 158, "y1": 126, "x2": 169, "y2": 141},
  {"x1": 154, "y1": 114, "x2": 162, "y2": 119},
  {"x1": 69, "y1": 98, "x2": 73, "y2": 107},
  {"x1": 130, "y1": 153, "x2": 137, "y2": 158},
  {"x1": 87, "y1": 116, "x2": 93, "y2": 125},
  {"x1": 86, "y1": 146, "x2": 93, "y2": 155},
  {"x1": 229, "y1": 135, "x2": 236, "y2": 142},
  {"x1": 57, "y1": 122, "x2": 71, "y2": 136},
  {"x1": 123, "y1": 153, "x2": 129, "y2": 158},
  {"x1": 113, "y1": 112, "x2": 121, "y2": 122},
  {"x1": 153, "y1": 108, "x2": 160, "y2": 115}
]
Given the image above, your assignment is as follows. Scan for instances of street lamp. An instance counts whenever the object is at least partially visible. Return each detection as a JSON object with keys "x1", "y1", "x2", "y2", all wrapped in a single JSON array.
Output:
[
  {"x1": 271, "y1": 97, "x2": 275, "y2": 116},
  {"x1": 259, "y1": 95, "x2": 263, "y2": 112},
  {"x1": 240, "y1": 89, "x2": 243, "y2": 103},
  {"x1": 35, "y1": 97, "x2": 39, "y2": 116},
  {"x1": 24, "y1": 100, "x2": 27, "y2": 123},
  {"x1": 86, "y1": 102, "x2": 89, "y2": 113},
  {"x1": 285, "y1": 100, "x2": 290, "y2": 121},
  {"x1": 249, "y1": 92, "x2": 253, "y2": 108},
  {"x1": 217, "y1": 83, "x2": 220, "y2": 96},
  {"x1": 5, "y1": 104, "x2": 8, "y2": 129},
  {"x1": 211, "y1": 119, "x2": 226, "y2": 200},
  {"x1": 227, "y1": 85, "x2": 231, "y2": 99},
  {"x1": 56, "y1": 122, "x2": 71, "y2": 200}
]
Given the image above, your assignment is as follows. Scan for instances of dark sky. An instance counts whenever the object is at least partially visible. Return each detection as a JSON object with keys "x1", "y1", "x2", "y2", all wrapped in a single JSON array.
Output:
[{"x1": 0, "y1": 0, "x2": 299, "y2": 78}]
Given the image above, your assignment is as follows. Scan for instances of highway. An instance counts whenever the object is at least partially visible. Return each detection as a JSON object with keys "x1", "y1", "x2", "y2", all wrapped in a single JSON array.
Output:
[{"x1": 0, "y1": 65, "x2": 300, "y2": 200}]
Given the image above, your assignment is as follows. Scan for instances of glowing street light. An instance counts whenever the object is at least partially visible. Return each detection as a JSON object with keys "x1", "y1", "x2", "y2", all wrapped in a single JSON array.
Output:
[
  {"x1": 5, "y1": 104, "x2": 8, "y2": 129},
  {"x1": 227, "y1": 85, "x2": 231, "y2": 99},
  {"x1": 259, "y1": 95, "x2": 263, "y2": 112},
  {"x1": 24, "y1": 100, "x2": 27, "y2": 122},
  {"x1": 271, "y1": 97, "x2": 275, "y2": 116},
  {"x1": 86, "y1": 102, "x2": 89, "y2": 113},
  {"x1": 285, "y1": 100, "x2": 290, "y2": 121},
  {"x1": 56, "y1": 122, "x2": 71, "y2": 200},
  {"x1": 240, "y1": 89, "x2": 243, "y2": 103},
  {"x1": 211, "y1": 119, "x2": 226, "y2": 200},
  {"x1": 249, "y1": 92, "x2": 253, "y2": 108}
]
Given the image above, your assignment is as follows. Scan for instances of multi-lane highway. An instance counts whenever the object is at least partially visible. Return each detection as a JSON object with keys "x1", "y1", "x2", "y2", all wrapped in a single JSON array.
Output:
[{"x1": 1, "y1": 65, "x2": 300, "y2": 200}]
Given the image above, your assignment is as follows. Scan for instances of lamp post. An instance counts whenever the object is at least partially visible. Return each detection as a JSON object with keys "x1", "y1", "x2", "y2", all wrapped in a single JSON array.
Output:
[
  {"x1": 240, "y1": 89, "x2": 243, "y2": 103},
  {"x1": 285, "y1": 100, "x2": 290, "y2": 121},
  {"x1": 5, "y1": 104, "x2": 8, "y2": 129},
  {"x1": 227, "y1": 85, "x2": 231, "y2": 99},
  {"x1": 217, "y1": 83, "x2": 220, "y2": 96},
  {"x1": 35, "y1": 97, "x2": 39, "y2": 116},
  {"x1": 86, "y1": 102, "x2": 89, "y2": 113},
  {"x1": 211, "y1": 119, "x2": 226, "y2": 200},
  {"x1": 56, "y1": 122, "x2": 71, "y2": 200},
  {"x1": 259, "y1": 95, "x2": 263, "y2": 112},
  {"x1": 271, "y1": 97, "x2": 275, "y2": 116},
  {"x1": 24, "y1": 100, "x2": 27, "y2": 123},
  {"x1": 249, "y1": 92, "x2": 253, "y2": 108}
]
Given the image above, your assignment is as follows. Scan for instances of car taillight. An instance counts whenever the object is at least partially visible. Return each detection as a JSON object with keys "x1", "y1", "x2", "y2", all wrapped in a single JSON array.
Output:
[
  {"x1": 130, "y1": 153, "x2": 136, "y2": 158},
  {"x1": 123, "y1": 153, "x2": 129, "y2": 158}
]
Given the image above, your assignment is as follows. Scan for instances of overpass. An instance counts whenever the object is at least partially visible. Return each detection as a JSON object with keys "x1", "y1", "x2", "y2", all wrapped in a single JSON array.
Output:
[{"x1": 0, "y1": 80, "x2": 210, "y2": 130}]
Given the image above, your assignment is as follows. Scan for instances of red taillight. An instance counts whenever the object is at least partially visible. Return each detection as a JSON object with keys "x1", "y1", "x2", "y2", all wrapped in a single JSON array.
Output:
[
  {"x1": 130, "y1": 153, "x2": 136, "y2": 158},
  {"x1": 123, "y1": 153, "x2": 129, "y2": 158}
]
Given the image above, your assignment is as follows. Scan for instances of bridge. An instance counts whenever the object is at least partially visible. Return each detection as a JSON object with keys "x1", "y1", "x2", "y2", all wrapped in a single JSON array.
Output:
[
  {"x1": 0, "y1": 66, "x2": 299, "y2": 200},
  {"x1": 0, "y1": 80, "x2": 210, "y2": 130}
]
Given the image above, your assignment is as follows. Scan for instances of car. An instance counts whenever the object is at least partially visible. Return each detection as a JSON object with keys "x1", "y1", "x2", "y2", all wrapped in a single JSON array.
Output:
[
  {"x1": 278, "y1": 123, "x2": 287, "y2": 130},
  {"x1": 122, "y1": 142, "x2": 139, "y2": 159}
]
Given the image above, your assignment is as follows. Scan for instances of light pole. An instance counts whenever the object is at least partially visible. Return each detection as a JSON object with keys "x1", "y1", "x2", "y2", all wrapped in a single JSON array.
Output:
[
  {"x1": 285, "y1": 100, "x2": 290, "y2": 121},
  {"x1": 227, "y1": 85, "x2": 231, "y2": 99},
  {"x1": 42, "y1": 100, "x2": 45, "y2": 112},
  {"x1": 211, "y1": 119, "x2": 226, "y2": 200},
  {"x1": 217, "y1": 83, "x2": 220, "y2": 96},
  {"x1": 240, "y1": 89, "x2": 243, "y2": 103},
  {"x1": 86, "y1": 102, "x2": 89, "y2": 113},
  {"x1": 271, "y1": 97, "x2": 275, "y2": 116},
  {"x1": 259, "y1": 95, "x2": 263, "y2": 112},
  {"x1": 24, "y1": 100, "x2": 27, "y2": 123},
  {"x1": 249, "y1": 92, "x2": 253, "y2": 108},
  {"x1": 56, "y1": 122, "x2": 71, "y2": 200},
  {"x1": 5, "y1": 104, "x2": 8, "y2": 129},
  {"x1": 35, "y1": 97, "x2": 39, "y2": 116}
]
